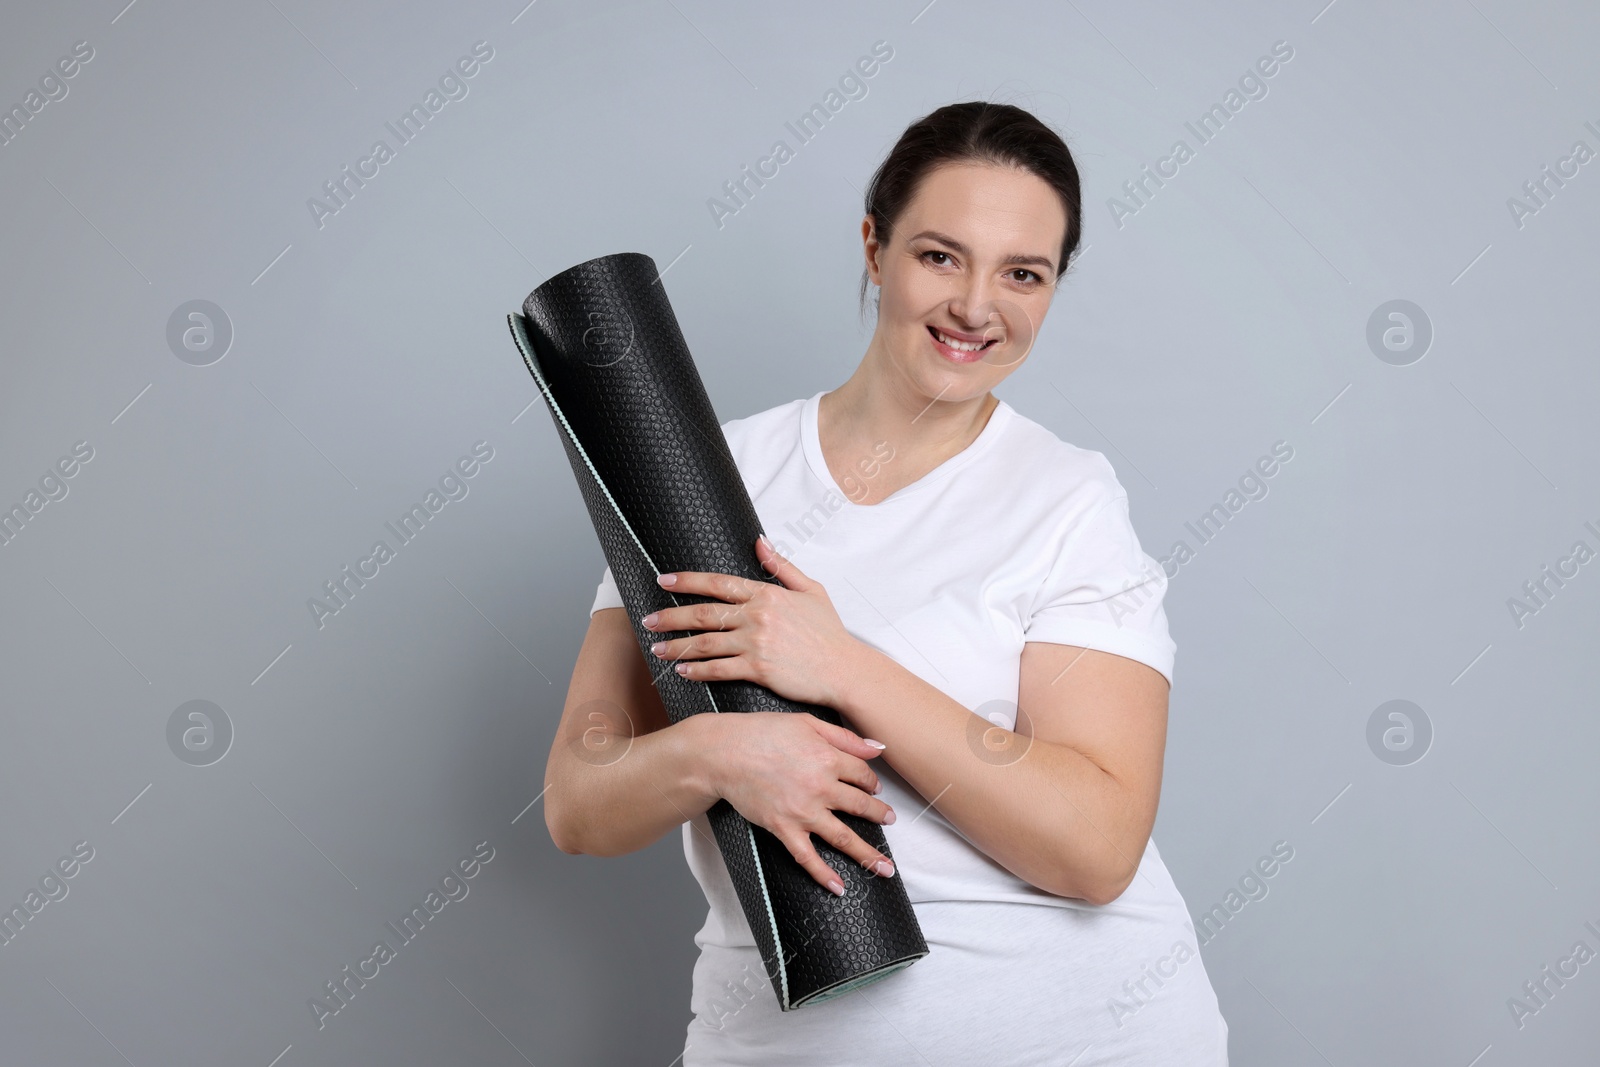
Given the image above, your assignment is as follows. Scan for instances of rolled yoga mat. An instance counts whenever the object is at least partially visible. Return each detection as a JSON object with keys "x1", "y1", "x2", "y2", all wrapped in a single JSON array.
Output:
[{"x1": 507, "y1": 251, "x2": 929, "y2": 1010}]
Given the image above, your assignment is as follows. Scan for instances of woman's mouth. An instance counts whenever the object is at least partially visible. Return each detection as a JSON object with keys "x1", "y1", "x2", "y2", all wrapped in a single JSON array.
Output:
[{"x1": 928, "y1": 325, "x2": 1000, "y2": 363}]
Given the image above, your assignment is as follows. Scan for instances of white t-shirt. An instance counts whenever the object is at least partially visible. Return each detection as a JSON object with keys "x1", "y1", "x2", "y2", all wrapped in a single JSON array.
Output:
[{"x1": 589, "y1": 389, "x2": 1228, "y2": 1065}]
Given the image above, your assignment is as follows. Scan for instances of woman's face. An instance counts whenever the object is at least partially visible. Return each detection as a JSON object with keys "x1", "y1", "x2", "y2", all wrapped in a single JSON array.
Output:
[{"x1": 863, "y1": 161, "x2": 1067, "y2": 403}]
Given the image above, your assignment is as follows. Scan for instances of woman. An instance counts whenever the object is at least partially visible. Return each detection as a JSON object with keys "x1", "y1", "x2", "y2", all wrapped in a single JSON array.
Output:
[{"x1": 545, "y1": 101, "x2": 1229, "y2": 1065}]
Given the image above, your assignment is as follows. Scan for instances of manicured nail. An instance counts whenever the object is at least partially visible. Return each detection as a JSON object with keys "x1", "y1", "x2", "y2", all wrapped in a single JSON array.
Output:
[
  {"x1": 827, "y1": 878, "x2": 845, "y2": 896},
  {"x1": 883, "y1": 809, "x2": 896, "y2": 824},
  {"x1": 657, "y1": 573, "x2": 677, "y2": 586},
  {"x1": 863, "y1": 738, "x2": 886, "y2": 750},
  {"x1": 872, "y1": 860, "x2": 895, "y2": 878},
  {"x1": 758, "y1": 534, "x2": 773, "y2": 550},
  {"x1": 641, "y1": 612, "x2": 658, "y2": 628},
  {"x1": 650, "y1": 642, "x2": 665, "y2": 656},
  {"x1": 674, "y1": 663, "x2": 688, "y2": 674}
]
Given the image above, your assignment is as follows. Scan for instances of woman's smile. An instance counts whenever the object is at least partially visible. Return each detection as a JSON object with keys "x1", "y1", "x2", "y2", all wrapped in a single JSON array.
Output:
[{"x1": 927, "y1": 324, "x2": 1001, "y2": 363}]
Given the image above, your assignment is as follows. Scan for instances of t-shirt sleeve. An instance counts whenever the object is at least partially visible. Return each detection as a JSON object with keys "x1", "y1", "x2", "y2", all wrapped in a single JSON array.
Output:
[
  {"x1": 1022, "y1": 491, "x2": 1176, "y2": 685},
  {"x1": 589, "y1": 563, "x2": 625, "y2": 615}
]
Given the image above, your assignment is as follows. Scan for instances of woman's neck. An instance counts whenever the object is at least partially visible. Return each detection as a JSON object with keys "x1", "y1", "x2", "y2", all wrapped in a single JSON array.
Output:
[{"x1": 817, "y1": 369, "x2": 998, "y2": 506}]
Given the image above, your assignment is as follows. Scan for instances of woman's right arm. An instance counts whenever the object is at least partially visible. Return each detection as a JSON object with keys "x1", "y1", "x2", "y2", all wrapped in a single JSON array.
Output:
[
  {"x1": 544, "y1": 605, "x2": 900, "y2": 892},
  {"x1": 544, "y1": 606, "x2": 716, "y2": 857}
]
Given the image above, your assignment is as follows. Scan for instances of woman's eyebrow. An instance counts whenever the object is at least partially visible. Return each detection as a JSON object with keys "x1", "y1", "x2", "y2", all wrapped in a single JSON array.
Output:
[{"x1": 908, "y1": 229, "x2": 1056, "y2": 271}]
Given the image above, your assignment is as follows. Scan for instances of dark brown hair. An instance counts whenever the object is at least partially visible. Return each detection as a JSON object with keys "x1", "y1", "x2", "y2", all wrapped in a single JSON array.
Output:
[{"x1": 859, "y1": 101, "x2": 1082, "y2": 316}]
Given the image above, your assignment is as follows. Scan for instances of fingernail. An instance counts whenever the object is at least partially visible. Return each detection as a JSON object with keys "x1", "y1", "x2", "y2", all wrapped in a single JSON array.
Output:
[
  {"x1": 657, "y1": 573, "x2": 677, "y2": 587},
  {"x1": 863, "y1": 738, "x2": 886, "y2": 750},
  {"x1": 883, "y1": 809, "x2": 896, "y2": 824},
  {"x1": 827, "y1": 878, "x2": 845, "y2": 896},
  {"x1": 872, "y1": 781, "x2": 883, "y2": 795},
  {"x1": 758, "y1": 534, "x2": 773, "y2": 550},
  {"x1": 650, "y1": 642, "x2": 665, "y2": 655},
  {"x1": 641, "y1": 612, "x2": 659, "y2": 628},
  {"x1": 872, "y1": 860, "x2": 895, "y2": 878}
]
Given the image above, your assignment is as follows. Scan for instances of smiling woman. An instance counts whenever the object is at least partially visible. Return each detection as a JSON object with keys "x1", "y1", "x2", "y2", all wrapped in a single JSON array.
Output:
[{"x1": 546, "y1": 101, "x2": 1228, "y2": 1065}]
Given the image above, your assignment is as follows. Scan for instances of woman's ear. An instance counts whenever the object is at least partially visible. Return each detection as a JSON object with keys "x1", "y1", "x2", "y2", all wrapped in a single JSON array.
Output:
[{"x1": 861, "y1": 215, "x2": 884, "y2": 287}]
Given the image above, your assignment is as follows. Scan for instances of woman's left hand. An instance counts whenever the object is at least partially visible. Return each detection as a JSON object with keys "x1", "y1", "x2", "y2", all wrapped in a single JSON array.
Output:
[{"x1": 641, "y1": 535, "x2": 863, "y2": 709}]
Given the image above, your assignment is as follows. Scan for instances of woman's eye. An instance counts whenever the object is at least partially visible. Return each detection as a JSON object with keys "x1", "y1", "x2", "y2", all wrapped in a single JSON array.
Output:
[
  {"x1": 922, "y1": 250, "x2": 953, "y2": 266},
  {"x1": 1010, "y1": 269, "x2": 1041, "y2": 284}
]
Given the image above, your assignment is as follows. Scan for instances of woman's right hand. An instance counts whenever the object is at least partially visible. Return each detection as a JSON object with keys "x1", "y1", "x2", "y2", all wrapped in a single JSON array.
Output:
[{"x1": 693, "y1": 712, "x2": 898, "y2": 895}]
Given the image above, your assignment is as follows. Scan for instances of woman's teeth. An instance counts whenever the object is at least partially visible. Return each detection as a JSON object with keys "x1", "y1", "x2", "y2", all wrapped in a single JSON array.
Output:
[{"x1": 932, "y1": 327, "x2": 994, "y2": 352}]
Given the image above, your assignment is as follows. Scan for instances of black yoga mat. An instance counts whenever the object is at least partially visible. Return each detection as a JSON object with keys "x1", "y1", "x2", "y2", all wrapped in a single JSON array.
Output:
[{"x1": 508, "y1": 251, "x2": 928, "y2": 1010}]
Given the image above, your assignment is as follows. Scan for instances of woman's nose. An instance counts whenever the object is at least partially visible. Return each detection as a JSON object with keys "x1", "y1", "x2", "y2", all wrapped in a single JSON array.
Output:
[{"x1": 948, "y1": 290, "x2": 1003, "y2": 337}]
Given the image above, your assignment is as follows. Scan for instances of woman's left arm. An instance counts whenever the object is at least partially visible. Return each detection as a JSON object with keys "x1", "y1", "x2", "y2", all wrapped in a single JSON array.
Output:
[
  {"x1": 640, "y1": 536, "x2": 1169, "y2": 906},
  {"x1": 834, "y1": 636, "x2": 1168, "y2": 906}
]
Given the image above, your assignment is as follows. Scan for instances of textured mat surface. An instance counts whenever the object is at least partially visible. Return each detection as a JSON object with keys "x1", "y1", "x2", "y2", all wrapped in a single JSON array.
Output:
[{"x1": 509, "y1": 251, "x2": 928, "y2": 1010}]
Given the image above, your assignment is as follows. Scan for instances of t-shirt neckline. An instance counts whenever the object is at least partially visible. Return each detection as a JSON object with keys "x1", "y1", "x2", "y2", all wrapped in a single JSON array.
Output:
[{"x1": 800, "y1": 389, "x2": 1013, "y2": 508}]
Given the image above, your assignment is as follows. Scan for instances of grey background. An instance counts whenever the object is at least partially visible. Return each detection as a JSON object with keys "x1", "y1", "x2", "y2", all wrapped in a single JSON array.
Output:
[{"x1": 1, "y1": 0, "x2": 1595, "y2": 1063}]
